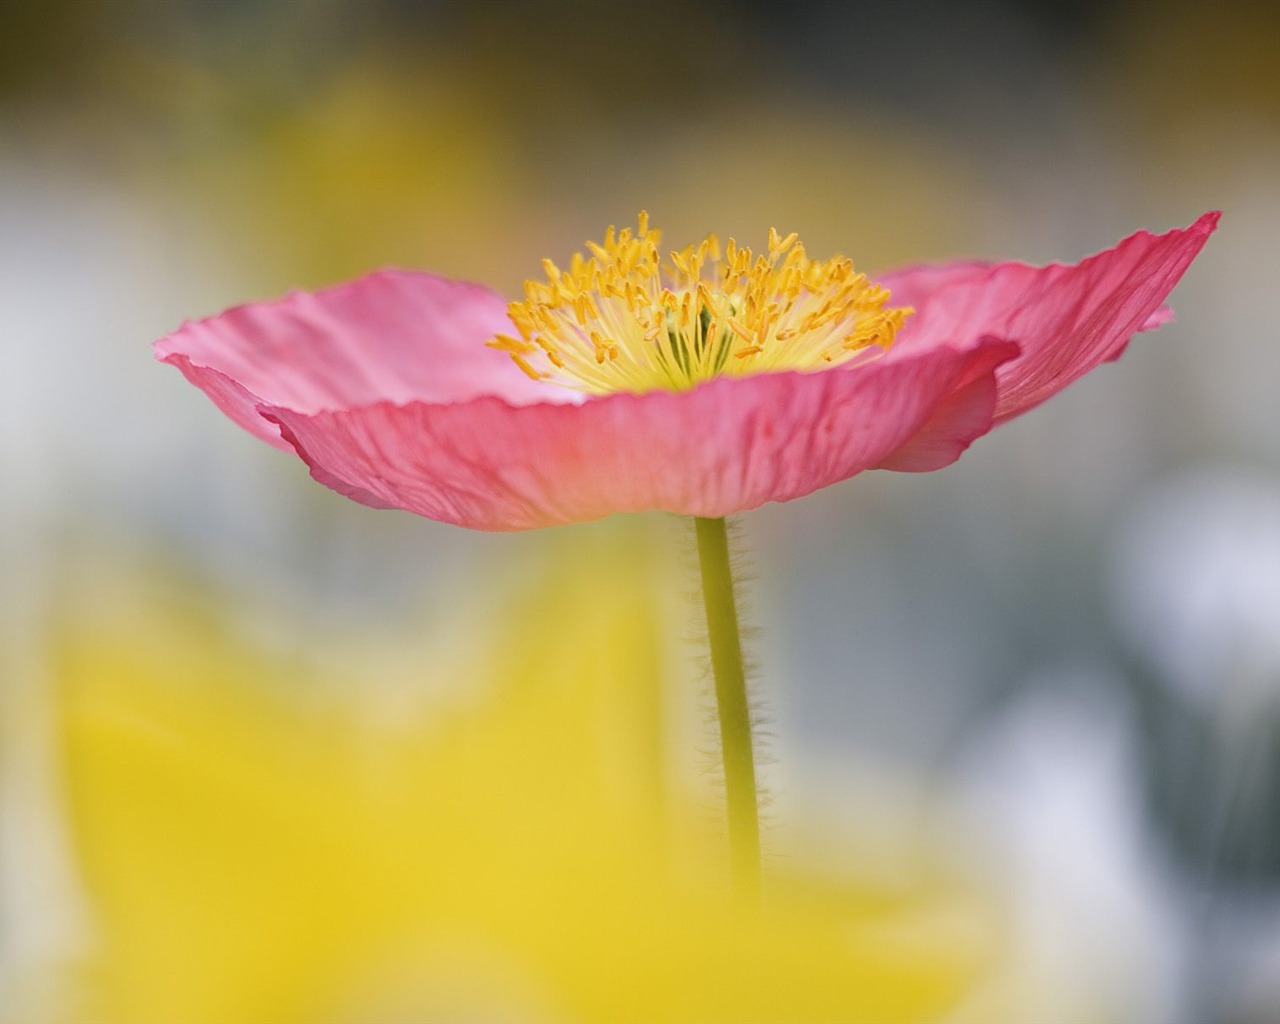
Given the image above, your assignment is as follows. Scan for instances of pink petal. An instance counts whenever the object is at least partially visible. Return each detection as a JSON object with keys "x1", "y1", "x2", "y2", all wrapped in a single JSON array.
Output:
[
  {"x1": 879, "y1": 212, "x2": 1219, "y2": 422},
  {"x1": 153, "y1": 270, "x2": 569, "y2": 448},
  {"x1": 259, "y1": 340, "x2": 1018, "y2": 531},
  {"x1": 874, "y1": 337, "x2": 1018, "y2": 471}
]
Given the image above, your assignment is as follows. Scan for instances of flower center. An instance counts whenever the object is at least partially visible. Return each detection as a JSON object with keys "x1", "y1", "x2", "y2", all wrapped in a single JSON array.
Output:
[{"x1": 488, "y1": 213, "x2": 912, "y2": 394}]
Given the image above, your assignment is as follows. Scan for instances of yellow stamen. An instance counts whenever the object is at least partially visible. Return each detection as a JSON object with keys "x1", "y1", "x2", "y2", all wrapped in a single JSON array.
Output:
[
  {"x1": 491, "y1": 213, "x2": 913, "y2": 394},
  {"x1": 511, "y1": 353, "x2": 544, "y2": 381}
]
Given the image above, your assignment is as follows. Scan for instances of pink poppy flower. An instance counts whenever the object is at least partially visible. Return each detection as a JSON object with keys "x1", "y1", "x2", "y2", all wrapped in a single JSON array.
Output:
[{"x1": 155, "y1": 212, "x2": 1218, "y2": 531}]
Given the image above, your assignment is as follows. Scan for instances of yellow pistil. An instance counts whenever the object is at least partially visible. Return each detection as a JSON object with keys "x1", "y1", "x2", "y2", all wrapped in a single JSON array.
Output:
[{"x1": 489, "y1": 213, "x2": 913, "y2": 394}]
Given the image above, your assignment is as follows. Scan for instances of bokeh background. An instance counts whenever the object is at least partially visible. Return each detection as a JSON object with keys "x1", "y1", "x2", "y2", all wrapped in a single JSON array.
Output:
[{"x1": 2, "y1": 1, "x2": 1278, "y2": 1021}]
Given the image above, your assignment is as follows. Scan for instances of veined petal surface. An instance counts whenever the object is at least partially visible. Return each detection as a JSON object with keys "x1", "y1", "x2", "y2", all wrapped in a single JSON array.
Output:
[
  {"x1": 262, "y1": 340, "x2": 1017, "y2": 530},
  {"x1": 879, "y1": 212, "x2": 1219, "y2": 422},
  {"x1": 154, "y1": 270, "x2": 571, "y2": 449}
]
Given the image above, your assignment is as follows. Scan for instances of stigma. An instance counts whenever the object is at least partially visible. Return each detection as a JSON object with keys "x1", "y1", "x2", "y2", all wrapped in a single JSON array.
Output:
[{"x1": 488, "y1": 213, "x2": 912, "y2": 394}]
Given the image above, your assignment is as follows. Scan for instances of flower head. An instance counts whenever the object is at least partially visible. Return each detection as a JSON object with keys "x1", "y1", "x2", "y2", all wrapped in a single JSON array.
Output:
[{"x1": 155, "y1": 213, "x2": 1218, "y2": 530}]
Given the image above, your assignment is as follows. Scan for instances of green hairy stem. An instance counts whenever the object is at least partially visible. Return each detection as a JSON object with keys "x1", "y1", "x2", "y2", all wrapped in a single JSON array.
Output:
[{"x1": 694, "y1": 516, "x2": 761, "y2": 900}]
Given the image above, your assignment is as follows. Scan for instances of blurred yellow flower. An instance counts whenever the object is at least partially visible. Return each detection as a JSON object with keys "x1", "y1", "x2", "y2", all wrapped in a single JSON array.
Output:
[{"x1": 45, "y1": 535, "x2": 990, "y2": 1023}]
